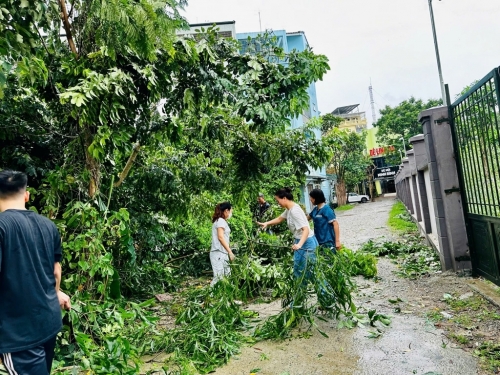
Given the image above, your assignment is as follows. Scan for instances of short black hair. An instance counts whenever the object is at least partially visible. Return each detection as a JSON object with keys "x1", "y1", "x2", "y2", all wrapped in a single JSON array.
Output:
[
  {"x1": 275, "y1": 187, "x2": 293, "y2": 201},
  {"x1": 0, "y1": 170, "x2": 28, "y2": 199},
  {"x1": 309, "y1": 189, "x2": 326, "y2": 204}
]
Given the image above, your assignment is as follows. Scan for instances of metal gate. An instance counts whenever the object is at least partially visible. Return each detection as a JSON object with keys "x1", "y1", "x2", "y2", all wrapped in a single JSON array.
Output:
[{"x1": 450, "y1": 67, "x2": 500, "y2": 285}]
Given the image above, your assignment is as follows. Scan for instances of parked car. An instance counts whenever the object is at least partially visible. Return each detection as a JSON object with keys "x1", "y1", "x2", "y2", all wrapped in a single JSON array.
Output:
[
  {"x1": 347, "y1": 192, "x2": 370, "y2": 203},
  {"x1": 331, "y1": 192, "x2": 370, "y2": 206}
]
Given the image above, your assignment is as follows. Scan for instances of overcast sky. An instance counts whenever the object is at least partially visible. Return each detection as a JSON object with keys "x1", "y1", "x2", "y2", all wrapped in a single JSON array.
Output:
[{"x1": 182, "y1": 0, "x2": 500, "y2": 126}]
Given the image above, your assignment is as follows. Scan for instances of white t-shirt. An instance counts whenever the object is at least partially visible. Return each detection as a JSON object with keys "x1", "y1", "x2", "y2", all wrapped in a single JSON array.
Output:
[
  {"x1": 211, "y1": 218, "x2": 230, "y2": 252},
  {"x1": 280, "y1": 204, "x2": 314, "y2": 240}
]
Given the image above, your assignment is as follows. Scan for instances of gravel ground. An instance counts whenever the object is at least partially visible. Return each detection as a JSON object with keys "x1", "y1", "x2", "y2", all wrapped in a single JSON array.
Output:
[
  {"x1": 339, "y1": 197, "x2": 479, "y2": 375},
  {"x1": 336, "y1": 197, "x2": 397, "y2": 251}
]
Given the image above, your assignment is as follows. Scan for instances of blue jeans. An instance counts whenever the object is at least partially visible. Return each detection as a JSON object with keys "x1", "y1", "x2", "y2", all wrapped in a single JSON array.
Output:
[
  {"x1": 293, "y1": 236, "x2": 319, "y2": 283},
  {"x1": 293, "y1": 236, "x2": 335, "y2": 309}
]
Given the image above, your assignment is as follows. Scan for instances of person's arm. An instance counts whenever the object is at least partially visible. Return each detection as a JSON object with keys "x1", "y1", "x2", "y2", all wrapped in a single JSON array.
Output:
[
  {"x1": 217, "y1": 227, "x2": 235, "y2": 261},
  {"x1": 257, "y1": 215, "x2": 285, "y2": 229},
  {"x1": 54, "y1": 262, "x2": 71, "y2": 310},
  {"x1": 333, "y1": 220, "x2": 341, "y2": 249},
  {"x1": 291, "y1": 226, "x2": 309, "y2": 250}
]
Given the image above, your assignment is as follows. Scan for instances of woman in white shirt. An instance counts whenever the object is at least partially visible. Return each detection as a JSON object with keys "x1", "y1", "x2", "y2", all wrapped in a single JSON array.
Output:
[
  {"x1": 257, "y1": 188, "x2": 318, "y2": 283},
  {"x1": 210, "y1": 202, "x2": 235, "y2": 286}
]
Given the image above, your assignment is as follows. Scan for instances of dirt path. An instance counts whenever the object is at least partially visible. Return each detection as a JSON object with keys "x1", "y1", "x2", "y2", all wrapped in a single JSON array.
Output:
[{"x1": 212, "y1": 197, "x2": 480, "y2": 375}]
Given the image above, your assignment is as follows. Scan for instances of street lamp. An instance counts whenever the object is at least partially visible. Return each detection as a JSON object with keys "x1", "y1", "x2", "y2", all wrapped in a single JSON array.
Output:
[{"x1": 428, "y1": 0, "x2": 447, "y2": 105}]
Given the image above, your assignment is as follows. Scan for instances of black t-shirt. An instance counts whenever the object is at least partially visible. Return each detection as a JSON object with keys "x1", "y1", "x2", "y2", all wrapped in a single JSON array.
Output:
[
  {"x1": 259, "y1": 202, "x2": 270, "y2": 216},
  {"x1": 0, "y1": 209, "x2": 63, "y2": 353}
]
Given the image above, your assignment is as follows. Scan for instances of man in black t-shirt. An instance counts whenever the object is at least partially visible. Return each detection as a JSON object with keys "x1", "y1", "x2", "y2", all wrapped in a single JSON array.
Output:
[
  {"x1": 0, "y1": 170, "x2": 71, "y2": 374},
  {"x1": 255, "y1": 193, "x2": 271, "y2": 220}
]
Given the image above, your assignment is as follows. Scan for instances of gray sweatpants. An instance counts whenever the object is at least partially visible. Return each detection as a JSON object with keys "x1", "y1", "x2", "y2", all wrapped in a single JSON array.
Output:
[{"x1": 210, "y1": 251, "x2": 231, "y2": 286}]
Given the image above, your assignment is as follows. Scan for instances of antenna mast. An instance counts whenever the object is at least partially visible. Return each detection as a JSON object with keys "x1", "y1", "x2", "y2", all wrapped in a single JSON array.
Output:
[{"x1": 369, "y1": 80, "x2": 376, "y2": 124}]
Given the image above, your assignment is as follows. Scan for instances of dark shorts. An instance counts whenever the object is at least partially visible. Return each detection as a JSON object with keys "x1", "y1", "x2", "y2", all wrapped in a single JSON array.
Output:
[{"x1": 1, "y1": 335, "x2": 57, "y2": 375}]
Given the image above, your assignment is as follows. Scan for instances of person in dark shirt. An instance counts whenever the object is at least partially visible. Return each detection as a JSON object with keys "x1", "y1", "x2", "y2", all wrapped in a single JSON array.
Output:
[
  {"x1": 307, "y1": 189, "x2": 341, "y2": 253},
  {"x1": 256, "y1": 193, "x2": 270, "y2": 219},
  {"x1": 0, "y1": 170, "x2": 71, "y2": 374}
]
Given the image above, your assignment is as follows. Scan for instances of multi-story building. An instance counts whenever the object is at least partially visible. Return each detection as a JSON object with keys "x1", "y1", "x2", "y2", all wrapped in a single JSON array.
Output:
[
  {"x1": 331, "y1": 104, "x2": 368, "y2": 134},
  {"x1": 365, "y1": 127, "x2": 399, "y2": 195}
]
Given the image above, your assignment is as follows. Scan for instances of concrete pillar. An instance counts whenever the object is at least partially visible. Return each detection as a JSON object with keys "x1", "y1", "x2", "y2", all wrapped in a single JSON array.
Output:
[
  {"x1": 402, "y1": 158, "x2": 414, "y2": 214},
  {"x1": 419, "y1": 106, "x2": 470, "y2": 271},
  {"x1": 407, "y1": 150, "x2": 422, "y2": 222},
  {"x1": 410, "y1": 134, "x2": 432, "y2": 234}
]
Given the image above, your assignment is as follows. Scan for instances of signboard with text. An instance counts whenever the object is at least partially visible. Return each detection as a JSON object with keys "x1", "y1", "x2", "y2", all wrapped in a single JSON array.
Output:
[
  {"x1": 374, "y1": 166, "x2": 400, "y2": 179},
  {"x1": 369, "y1": 145, "x2": 395, "y2": 157}
]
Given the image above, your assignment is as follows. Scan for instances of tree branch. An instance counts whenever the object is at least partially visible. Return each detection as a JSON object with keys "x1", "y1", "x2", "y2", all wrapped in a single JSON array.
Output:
[
  {"x1": 58, "y1": 0, "x2": 78, "y2": 57},
  {"x1": 114, "y1": 143, "x2": 141, "y2": 187}
]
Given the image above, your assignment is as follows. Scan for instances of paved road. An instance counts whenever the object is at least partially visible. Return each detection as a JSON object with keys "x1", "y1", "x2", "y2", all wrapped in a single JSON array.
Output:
[{"x1": 337, "y1": 197, "x2": 479, "y2": 375}]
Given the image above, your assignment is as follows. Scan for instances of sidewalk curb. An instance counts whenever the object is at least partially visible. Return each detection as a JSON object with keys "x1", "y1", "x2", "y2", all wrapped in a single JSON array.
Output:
[{"x1": 467, "y1": 279, "x2": 500, "y2": 308}]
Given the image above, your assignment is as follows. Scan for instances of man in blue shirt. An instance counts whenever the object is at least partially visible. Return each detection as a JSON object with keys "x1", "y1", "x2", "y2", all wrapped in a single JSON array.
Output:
[
  {"x1": 307, "y1": 189, "x2": 341, "y2": 252},
  {"x1": 0, "y1": 170, "x2": 71, "y2": 374}
]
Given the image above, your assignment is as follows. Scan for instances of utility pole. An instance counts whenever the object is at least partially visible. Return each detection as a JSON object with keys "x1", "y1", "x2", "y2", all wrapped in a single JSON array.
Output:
[
  {"x1": 258, "y1": 11, "x2": 262, "y2": 33},
  {"x1": 428, "y1": 0, "x2": 447, "y2": 105},
  {"x1": 369, "y1": 80, "x2": 376, "y2": 124}
]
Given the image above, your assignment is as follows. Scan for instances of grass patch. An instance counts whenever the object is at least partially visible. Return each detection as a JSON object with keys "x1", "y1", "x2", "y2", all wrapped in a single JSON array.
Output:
[
  {"x1": 336, "y1": 204, "x2": 355, "y2": 211},
  {"x1": 425, "y1": 310, "x2": 444, "y2": 323},
  {"x1": 388, "y1": 201, "x2": 418, "y2": 233},
  {"x1": 359, "y1": 235, "x2": 440, "y2": 279},
  {"x1": 446, "y1": 295, "x2": 485, "y2": 311},
  {"x1": 450, "y1": 333, "x2": 470, "y2": 345},
  {"x1": 475, "y1": 342, "x2": 500, "y2": 372}
]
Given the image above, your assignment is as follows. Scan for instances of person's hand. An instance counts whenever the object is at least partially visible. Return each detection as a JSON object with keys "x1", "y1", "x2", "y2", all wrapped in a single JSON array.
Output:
[
  {"x1": 257, "y1": 221, "x2": 267, "y2": 230},
  {"x1": 228, "y1": 252, "x2": 236, "y2": 261},
  {"x1": 291, "y1": 243, "x2": 301, "y2": 251},
  {"x1": 336, "y1": 241, "x2": 342, "y2": 250},
  {"x1": 57, "y1": 290, "x2": 71, "y2": 310}
]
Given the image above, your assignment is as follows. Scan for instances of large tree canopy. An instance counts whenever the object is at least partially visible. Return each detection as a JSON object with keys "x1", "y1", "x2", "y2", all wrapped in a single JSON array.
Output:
[
  {"x1": 322, "y1": 125, "x2": 370, "y2": 206},
  {"x1": 373, "y1": 97, "x2": 442, "y2": 153},
  {"x1": 1, "y1": 0, "x2": 330, "y2": 206}
]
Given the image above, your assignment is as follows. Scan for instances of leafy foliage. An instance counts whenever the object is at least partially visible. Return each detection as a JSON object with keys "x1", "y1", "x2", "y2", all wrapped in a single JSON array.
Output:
[
  {"x1": 0, "y1": 1, "x2": 356, "y2": 373},
  {"x1": 323, "y1": 127, "x2": 371, "y2": 206},
  {"x1": 319, "y1": 113, "x2": 343, "y2": 134},
  {"x1": 338, "y1": 248, "x2": 378, "y2": 278},
  {"x1": 360, "y1": 235, "x2": 440, "y2": 279},
  {"x1": 373, "y1": 97, "x2": 442, "y2": 152}
]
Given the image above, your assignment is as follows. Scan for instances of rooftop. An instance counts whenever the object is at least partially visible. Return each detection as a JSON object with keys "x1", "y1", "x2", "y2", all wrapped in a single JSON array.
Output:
[
  {"x1": 188, "y1": 21, "x2": 235, "y2": 27},
  {"x1": 331, "y1": 104, "x2": 359, "y2": 115}
]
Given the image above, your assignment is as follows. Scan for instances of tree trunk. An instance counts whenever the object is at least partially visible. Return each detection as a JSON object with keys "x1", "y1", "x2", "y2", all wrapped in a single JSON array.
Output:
[
  {"x1": 58, "y1": 0, "x2": 78, "y2": 57},
  {"x1": 336, "y1": 180, "x2": 347, "y2": 206},
  {"x1": 83, "y1": 129, "x2": 100, "y2": 198},
  {"x1": 368, "y1": 166, "x2": 376, "y2": 202}
]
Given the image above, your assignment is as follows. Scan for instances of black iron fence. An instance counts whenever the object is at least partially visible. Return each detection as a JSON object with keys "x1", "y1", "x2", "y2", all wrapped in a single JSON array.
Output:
[{"x1": 450, "y1": 66, "x2": 500, "y2": 284}]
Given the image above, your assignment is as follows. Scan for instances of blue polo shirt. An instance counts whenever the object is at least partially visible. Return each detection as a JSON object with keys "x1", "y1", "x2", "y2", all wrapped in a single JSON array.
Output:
[
  {"x1": 0, "y1": 209, "x2": 62, "y2": 353},
  {"x1": 309, "y1": 205, "x2": 336, "y2": 246}
]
